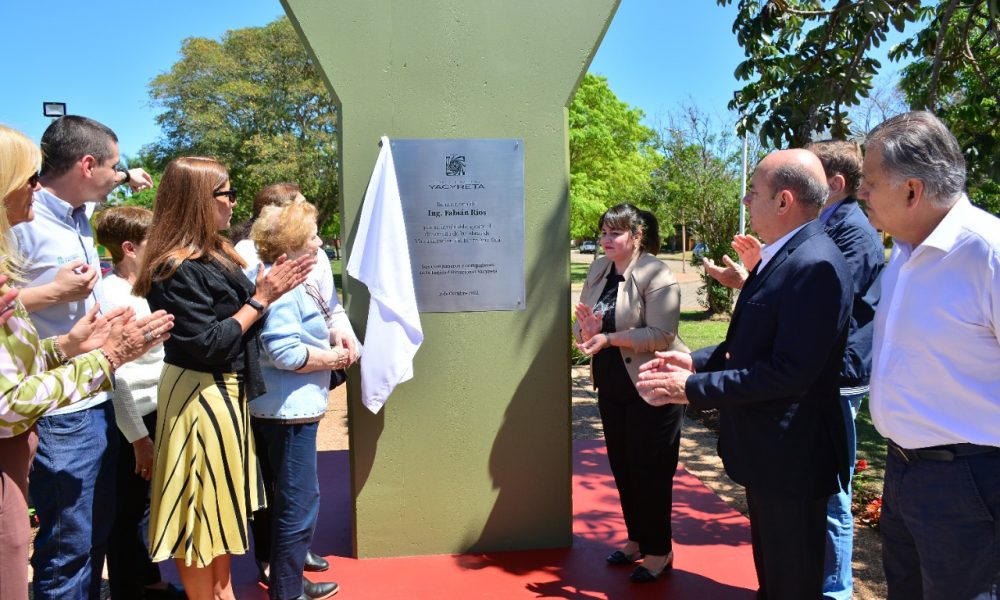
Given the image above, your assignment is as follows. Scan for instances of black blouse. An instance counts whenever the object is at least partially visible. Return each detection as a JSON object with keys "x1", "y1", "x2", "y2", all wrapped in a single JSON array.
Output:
[
  {"x1": 592, "y1": 268, "x2": 625, "y2": 384},
  {"x1": 145, "y1": 258, "x2": 266, "y2": 400}
]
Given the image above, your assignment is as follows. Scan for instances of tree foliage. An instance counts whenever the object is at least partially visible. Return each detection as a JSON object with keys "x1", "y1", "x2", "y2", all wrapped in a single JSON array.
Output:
[
  {"x1": 721, "y1": 0, "x2": 999, "y2": 215},
  {"x1": 146, "y1": 18, "x2": 341, "y2": 234},
  {"x1": 648, "y1": 107, "x2": 750, "y2": 314},
  {"x1": 568, "y1": 74, "x2": 660, "y2": 239},
  {"x1": 895, "y1": 2, "x2": 1000, "y2": 213},
  {"x1": 721, "y1": 0, "x2": 924, "y2": 146}
]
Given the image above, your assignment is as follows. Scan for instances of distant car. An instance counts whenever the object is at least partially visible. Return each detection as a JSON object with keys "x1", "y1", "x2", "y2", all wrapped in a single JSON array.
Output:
[
  {"x1": 579, "y1": 240, "x2": 598, "y2": 254},
  {"x1": 323, "y1": 246, "x2": 338, "y2": 260},
  {"x1": 100, "y1": 260, "x2": 113, "y2": 277},
  {"x1": 692, "y1": 242, "x2": 709, "y2": 260}
]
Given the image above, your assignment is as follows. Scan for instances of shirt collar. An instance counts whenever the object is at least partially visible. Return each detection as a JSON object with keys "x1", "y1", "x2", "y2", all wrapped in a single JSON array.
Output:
[
  {"x1": 819, "y1": 199, "x2": 844, "y2": 225},
  {"x1": 758, "y1": 221, "x2": 811, "y2": 271},
  {"x1": 33, "y1": 187, "x2": 76, "y2": 221},
  {"x1": 918, "y1": 194, "x2": 970, "y2": 253}
]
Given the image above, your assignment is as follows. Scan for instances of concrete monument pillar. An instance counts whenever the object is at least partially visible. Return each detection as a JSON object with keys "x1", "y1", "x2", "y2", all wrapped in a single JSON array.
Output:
[{"x1": 281, "y1": 0, "x2": 619, "y2": 558}]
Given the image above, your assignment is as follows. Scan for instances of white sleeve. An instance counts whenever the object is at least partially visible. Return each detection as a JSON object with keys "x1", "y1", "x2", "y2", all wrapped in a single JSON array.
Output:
[{"x1": 111, "y1": 375, "x2": 149, "y2": 443}]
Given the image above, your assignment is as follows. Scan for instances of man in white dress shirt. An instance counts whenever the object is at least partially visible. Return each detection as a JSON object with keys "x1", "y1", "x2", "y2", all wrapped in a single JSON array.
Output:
[{"x1": 857, "y1": 111, "x2": 1000, "y2": 600}]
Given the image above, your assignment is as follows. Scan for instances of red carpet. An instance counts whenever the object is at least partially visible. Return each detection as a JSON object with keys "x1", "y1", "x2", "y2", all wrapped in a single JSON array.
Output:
[{"x1": 165, "y1": 440, "x2": 757, "y2": 598}]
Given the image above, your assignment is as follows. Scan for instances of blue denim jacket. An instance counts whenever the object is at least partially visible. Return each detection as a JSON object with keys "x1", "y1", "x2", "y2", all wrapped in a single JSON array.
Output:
[{"x1": 249, "y1": 283, "x2": 331, "y2": 420}]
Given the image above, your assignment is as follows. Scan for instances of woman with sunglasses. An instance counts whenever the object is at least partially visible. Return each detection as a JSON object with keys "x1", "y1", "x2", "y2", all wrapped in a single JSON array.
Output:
[
  {"x1": 135, "y1": 157, "x2": 313, "y2": 600},
  {"x1": 0, "y1": 124, "x2": 172, "y2": 600}
]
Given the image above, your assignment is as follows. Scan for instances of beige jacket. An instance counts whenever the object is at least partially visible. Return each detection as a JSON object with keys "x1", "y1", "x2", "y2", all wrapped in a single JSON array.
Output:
[{"x1": 573, "y1": 252, "x2": 688, "y2": 386}]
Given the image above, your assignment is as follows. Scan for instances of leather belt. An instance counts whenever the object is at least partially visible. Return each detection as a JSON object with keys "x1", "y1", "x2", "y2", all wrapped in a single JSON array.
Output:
[{"x1": 888, "y1": 439, "x2": 999, "y2": 463}]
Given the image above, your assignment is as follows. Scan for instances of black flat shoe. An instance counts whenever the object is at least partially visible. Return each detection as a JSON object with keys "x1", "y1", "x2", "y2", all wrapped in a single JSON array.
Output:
[
  {"x1": 303, "y1": 577, "x2": 339, "y2": 599},
  {"x1": 304, "y1": 550, "x2": 330, "y2": 572},
  {"x1": 606, "y1": 550, "x2": 644, "y2": 566},
  {"x1": 629, "y1": 558, "x2": 673, "y2": 583}
]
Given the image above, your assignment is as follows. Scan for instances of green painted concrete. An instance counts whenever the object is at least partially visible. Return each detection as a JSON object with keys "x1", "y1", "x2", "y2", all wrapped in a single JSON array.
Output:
[{"x1": 282, "y1": 0, "x2": 619, "y2": 558}]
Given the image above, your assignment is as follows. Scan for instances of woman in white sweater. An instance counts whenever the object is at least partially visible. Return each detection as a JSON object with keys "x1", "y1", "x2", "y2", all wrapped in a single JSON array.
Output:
[{"x1": 94, "y1": 207, "x2": 184, "y2": 600}]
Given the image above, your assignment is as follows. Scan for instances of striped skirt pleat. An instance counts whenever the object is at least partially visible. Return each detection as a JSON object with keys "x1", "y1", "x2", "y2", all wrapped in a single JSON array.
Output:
[{"x1": 147, "y1": 364, "x2": 265, "y2": 567}]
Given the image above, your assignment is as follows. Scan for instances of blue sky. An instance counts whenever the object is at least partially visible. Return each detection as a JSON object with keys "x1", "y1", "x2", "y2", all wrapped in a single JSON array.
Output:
[{"x1": 0, "y1": 1, "x2": 907, "y2": 159}]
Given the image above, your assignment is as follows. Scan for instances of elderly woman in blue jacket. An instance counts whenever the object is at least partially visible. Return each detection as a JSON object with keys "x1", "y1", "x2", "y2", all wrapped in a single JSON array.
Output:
[{"x1": 248, "y1": 201, "x2": 353, "y2": 600}]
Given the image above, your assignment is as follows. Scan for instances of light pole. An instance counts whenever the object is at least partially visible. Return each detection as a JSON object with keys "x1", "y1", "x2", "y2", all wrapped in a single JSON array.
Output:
[{"x1": 739, "y1": 116, "x2": 748, "y2": 237}]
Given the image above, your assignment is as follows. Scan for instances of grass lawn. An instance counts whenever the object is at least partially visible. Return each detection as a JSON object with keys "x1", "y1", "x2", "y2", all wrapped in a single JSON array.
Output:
[{"x1": 678, "y1": 310, "x2": 729, "y2": 350}]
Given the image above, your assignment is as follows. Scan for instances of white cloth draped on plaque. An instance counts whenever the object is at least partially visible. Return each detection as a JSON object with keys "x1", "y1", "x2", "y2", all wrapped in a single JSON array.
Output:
[{"x1": 347, "y1": 136, "x2": 424, "y2": 413}]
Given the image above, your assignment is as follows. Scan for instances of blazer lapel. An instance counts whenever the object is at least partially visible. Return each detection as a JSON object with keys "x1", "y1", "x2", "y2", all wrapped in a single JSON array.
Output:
[{"x1": 730, "y1": 221, "x2": 825, "y2": 328}]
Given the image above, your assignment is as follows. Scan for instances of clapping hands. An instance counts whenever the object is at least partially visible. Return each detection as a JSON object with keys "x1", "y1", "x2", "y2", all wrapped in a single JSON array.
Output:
[{"x1": 635, "y1": 350, "x2": 695, "y2": 406}]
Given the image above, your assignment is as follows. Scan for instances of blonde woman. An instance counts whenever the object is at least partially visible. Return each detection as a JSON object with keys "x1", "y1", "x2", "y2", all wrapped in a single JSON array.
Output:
[{"x1": 247, "y1": 201, "x2": 350, "y2": 600}]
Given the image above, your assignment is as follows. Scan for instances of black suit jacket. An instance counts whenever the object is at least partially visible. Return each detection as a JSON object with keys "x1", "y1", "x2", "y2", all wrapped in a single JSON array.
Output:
[{"x1": 687, "y1": 220, "x2": 852, "y2": 499}]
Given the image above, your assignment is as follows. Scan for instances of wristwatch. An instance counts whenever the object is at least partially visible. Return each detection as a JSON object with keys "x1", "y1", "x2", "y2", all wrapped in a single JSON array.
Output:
[{"x1": 246, "y1": 298, "x2": 265, "y2": 313}]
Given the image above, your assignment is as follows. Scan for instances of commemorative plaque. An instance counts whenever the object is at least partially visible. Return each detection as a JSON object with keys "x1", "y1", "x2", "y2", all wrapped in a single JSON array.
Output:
[{"x1": 391, "y1": 138, "x2": 525, "y2": 312}]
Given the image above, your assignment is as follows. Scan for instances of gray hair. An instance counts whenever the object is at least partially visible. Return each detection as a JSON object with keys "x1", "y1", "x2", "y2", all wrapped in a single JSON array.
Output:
[
  {"x1": 865, "y1": 111, "x2": 965, "y2": 207},
  {"x1": 770, "y1": 164, "x2": 829, "y2": 213}
]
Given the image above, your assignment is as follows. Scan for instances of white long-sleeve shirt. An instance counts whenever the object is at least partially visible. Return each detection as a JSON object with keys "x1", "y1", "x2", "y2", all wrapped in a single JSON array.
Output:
[
  {"x1": 870, "y1": 196, "x2": 1000, "y2": 448},
  {"x1": 103, "y1": 274, "x2": 164, "y2": 442}
]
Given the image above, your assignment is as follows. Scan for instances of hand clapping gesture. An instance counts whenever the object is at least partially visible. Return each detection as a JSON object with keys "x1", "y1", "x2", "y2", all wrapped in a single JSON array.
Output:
[{"x1": 634, "y1": 350, "x2": 695, "y2": 406}]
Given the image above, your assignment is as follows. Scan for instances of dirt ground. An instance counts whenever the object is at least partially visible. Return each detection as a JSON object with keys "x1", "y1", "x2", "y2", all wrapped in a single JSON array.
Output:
[{"x1": 320, "y1": 369, "x2": 887, "y2": 599}]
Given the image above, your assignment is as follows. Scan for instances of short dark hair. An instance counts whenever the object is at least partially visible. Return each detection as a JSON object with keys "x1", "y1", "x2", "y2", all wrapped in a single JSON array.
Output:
[
  {"x1": 770, "y1": 164, "x2": 829, "y2": 212},
  {"x1": 598, "y1": 203, "x2": 661, "y2": 255},
  {"x1": 94, "y1": 206, "x2": 153, "y2": 264},
  {"x1": 40, "y1": 116, "x2": 118, "y2": 178},
  {"x1": 806, "y1": 139, "x2": 863, "y2": 196}
]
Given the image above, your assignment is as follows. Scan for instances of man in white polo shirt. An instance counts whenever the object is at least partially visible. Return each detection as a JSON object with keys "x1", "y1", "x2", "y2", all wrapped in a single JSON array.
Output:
[
  {"x1": 14, "y1": 115, "x2": 152, "y2": 600},
  {"x1": 857, "y1": 111, "x2": 1000, "y2": 600}
]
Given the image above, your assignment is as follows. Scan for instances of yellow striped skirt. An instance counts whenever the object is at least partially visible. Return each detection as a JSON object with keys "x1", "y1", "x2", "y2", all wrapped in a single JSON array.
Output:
[{"x1": 148, "y1": 364, "x2": 265, "y2": 567}]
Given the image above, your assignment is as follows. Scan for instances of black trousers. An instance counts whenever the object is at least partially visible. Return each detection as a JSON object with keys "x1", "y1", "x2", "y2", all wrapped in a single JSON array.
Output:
[
  {"x1": 745, "y1": 486, "x2": 827, "y2": 600},
  {"x1": 596, "y1": 353, "x2": 683, "y2": 556},
  {"x1": 107, "y1": 412, "x2": 162, "y2": 600}
]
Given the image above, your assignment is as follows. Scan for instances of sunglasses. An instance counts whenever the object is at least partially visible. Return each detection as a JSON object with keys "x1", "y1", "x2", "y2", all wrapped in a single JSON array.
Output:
[
  {"x1": 27, "y1": 173, "x2": 40, "y2": 188},
  {"x1": 213, "y1": 189, "x2": 238, "y2": 202}
]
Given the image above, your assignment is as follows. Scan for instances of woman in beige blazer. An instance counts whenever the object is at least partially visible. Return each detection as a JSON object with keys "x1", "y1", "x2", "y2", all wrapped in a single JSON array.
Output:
[{"x1": 574, "y1": 203, "x2": 686, "y2": 583}]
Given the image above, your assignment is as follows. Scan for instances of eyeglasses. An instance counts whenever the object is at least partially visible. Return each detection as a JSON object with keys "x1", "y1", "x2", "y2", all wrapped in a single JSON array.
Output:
[
  {"x1": 27, "y1": 173, "x2": 40, "y2": 188},
  {"x1": 213, "y1": 189, "x2": 238, "y2": 202}
]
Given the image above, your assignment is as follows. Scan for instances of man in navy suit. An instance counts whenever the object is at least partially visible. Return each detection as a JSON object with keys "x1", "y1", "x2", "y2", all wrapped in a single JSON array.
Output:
[
  {"x1": 705, "y1": 140, "x2": 884, "y2": 599},
  {"x1": 637, "y1": 149, "x2": 853, "y2": 599}
]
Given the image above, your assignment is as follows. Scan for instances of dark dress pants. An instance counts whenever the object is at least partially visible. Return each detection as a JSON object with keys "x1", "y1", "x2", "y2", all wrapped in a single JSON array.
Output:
[
  {"x1": 596, "y1": 352, "x2": 683, "y2": 556},
  {"x1": 881, "y1": 447, "x2": 1000, "y2": 600},
  {"x1": 745, "y1": 486, "x2": 828, "y2": 600},
  {"x1": 107, "y1": 412, "x2": 162, "y2": 600}
]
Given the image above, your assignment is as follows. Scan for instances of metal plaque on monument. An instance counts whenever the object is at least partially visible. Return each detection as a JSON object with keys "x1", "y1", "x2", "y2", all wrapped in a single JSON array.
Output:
[{"x1": 391, "y1": 138, "x2": 525, "y2": 313}]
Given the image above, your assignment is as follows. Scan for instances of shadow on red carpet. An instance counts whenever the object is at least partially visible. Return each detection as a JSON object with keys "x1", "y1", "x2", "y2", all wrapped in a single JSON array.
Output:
[{"x1": 162, "y1": 440, "x2": 757, "y2": 598}]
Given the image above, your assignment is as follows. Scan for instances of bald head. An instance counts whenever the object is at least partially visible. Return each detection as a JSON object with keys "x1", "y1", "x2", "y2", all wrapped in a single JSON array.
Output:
[
  {"x1": 744, "y1": 149, "x2": 830, "y2": 243},
  {"x1": 762, "y1": 149, "x2": 830, "y2": 210}
]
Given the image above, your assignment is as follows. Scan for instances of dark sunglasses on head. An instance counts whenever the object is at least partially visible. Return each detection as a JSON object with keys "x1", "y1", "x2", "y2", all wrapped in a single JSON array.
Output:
[
  {"x1": 213, "y1": 189, "x2": 238, "y2": 202},
  {"x1": 27, "y1": 173, "x2": 40, "y2": 187}
]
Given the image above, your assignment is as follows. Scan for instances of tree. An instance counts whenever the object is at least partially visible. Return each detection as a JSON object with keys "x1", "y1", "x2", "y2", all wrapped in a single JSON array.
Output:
[
  {"x1": 147, "y1": 18, "x2": 341, "y2": 234},
  {"x1": 649, "y1": 107, "x2": 746, "y2": 314},
  {"x1": 721, "y1": 0, "x2": 999, "y2": 215},
  {"x1": 895, "y1": 3, "x2": 1000, "y2": 214},
  {"x1": 720, "y1": 0, "x2": 924, "y2": 147},
  {"x1": 568, "y1": 74, "x2": 660, "y2": 239}
]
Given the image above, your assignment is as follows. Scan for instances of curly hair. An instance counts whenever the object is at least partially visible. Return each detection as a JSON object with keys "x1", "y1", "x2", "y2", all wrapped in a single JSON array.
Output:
[{"x1": 249, "y1": 201, "x2": 318, "y2": 264}]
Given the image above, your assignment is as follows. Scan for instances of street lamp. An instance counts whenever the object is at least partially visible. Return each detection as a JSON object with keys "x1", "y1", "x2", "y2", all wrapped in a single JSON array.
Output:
[{"x1": 42, "y1": 102, "x2": 67, "y2": 118}]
